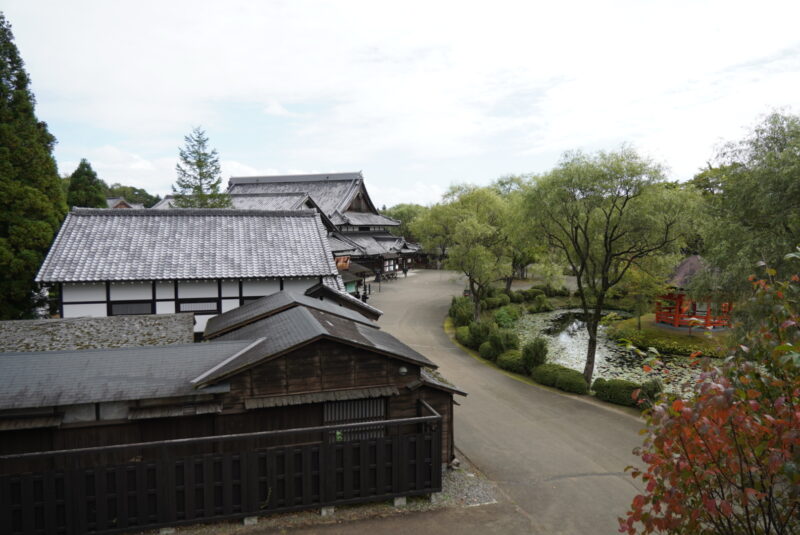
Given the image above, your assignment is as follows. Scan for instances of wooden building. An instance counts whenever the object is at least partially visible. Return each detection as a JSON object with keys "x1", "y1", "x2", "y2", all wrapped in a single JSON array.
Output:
[
  {"x1": 0, "y1": 293, "x2": 464, "y2": 534},
  {"x1": 655, "y1": 255, "x2": 732, "y2": 329},
  {"x1": 35, "y1": 208, "x2": 372, "y2": 332}
]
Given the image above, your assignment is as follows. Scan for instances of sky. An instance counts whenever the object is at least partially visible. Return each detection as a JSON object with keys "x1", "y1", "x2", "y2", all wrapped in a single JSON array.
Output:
[{"x1": 4, "y1": 1, "x2": 800, "y2": 208}]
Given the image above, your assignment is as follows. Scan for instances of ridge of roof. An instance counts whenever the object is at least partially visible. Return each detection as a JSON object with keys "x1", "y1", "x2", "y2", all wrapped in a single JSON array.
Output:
[
  {"x1": 229, "y1": 172, "x2": 362, "y2": 185},
  {"x1": 70, "y1": 208, "x2": 319, "y2": 218}
]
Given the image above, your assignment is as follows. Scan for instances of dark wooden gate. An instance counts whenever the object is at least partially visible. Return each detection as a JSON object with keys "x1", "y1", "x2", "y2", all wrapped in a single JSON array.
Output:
[{"x1": 0, "y1": 405, "x2": 441, "y2": 535}]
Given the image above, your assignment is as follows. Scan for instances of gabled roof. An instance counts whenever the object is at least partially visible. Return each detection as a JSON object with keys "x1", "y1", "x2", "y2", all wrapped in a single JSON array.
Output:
[
  {"x1": 204, "y1": 290, "x2": 375, "y2": 340},
  {"x1": 228, "y1": 172, "x2": 375, "y2": 217},
  {"x1": 0, "y1": 340, "x2": 262, "y2": 410},
  {"x1": 0, "y1": 314, "x2": 194, "y2": 353},
  {"x1": 330, "y1": 211, "x2": 400, "y2": 227},
  {"x1": 334, "y1": 231, "x2": 412, "y2": 257},
  {"x1": 37, "y1": 209, "x2": 340, "y2": 283},
  {"x1": 304, "y1": 281, "x2": 383, "y2": 320},
  {"x1": 106, "y1": 197, "x2": 144, "y2": 209},
  {"x1": 199, "y1": 307, "x2": 434, "y2": 387}
]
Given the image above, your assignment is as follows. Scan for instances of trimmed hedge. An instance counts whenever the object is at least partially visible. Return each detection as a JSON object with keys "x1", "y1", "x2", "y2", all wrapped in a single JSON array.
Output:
[
  {"x1": 522, "y1": 337, "x2": 548, "y2": 373},
  {"x1": 521, "y1": 288, "x2": 545, "y2": 301},
  {"x1": 483, "y1": 297, "x2": 503, "y2": 310},
  {"x1": 489, "y1": 329, "x2": 519, "y2": 353},
  {"x1": 455, "y1": 326, "x2": 471, "y2": 347},
  {"x1": 494, "y1": 305, "x2": 520, "y2": 328},
  {"x1": 468, "y1": 321, "x2": 496, "y2": 348},
  {"x1": 531, "y1": 363, "x2": 588, "y2": 395},
  {"x1": 449, "y1": 296, "x2": 473, "y2": 327},
  {"x1": 509, "y1": 290, "x2": 525, "y2": 303},
  {"x1": 592, "y1": 378, "x2": 663, "y2": 408},
  {"x1": 497, "y1": 294, "x2": 511, "y2": 306},
  {"x1": 528, "y1": 294, "x2": 553, "y2": 313},
  {"x1": 497, "y1": 350, "x2": 525, "y2": 374},
  {"x1": 479, "y1": 341, "x2": 498, "y2": 360}
]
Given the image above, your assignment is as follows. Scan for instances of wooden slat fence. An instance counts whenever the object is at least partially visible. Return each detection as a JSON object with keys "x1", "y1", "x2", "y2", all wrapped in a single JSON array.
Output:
[{"x1": 0, "y1": 405, "x2": 441, "y2": 535}]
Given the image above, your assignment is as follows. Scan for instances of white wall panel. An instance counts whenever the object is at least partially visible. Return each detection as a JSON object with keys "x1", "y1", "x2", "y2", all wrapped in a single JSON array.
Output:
[
  {"x1": 178, "y1": 281, "x2": 218, "y2": 298},
  {"x1": 156, "y1": 301, "x2": 176, "y2": 314},
  {"x1": 221, "y1": 280, "x2": 238, "y2": 297},
  {"x1": 99, "y1": 402, "x2": 129, "y2": 420},
  {"x1": 242, "y1": 280, "x2": 279, "y2": 296},
  {"x1": 221, "y1": 299, "x2": 239, "y2": 313},
  {"x1": 156, "y1": 281, "x2": 174, "y2": 299},
  {"x1": 193, "y1": 314, "x2": 215, "y2": 332},
  {"x1": 63, "y1": 303, "x2": 107, "y2": 317},
  {"x1": 62, "y1": 282, "x2": 105, "y2": 302},
  {"x1": 63, "y1": 404, "x2": 95, "y2": 423},
  {"x1": 110, "y1": 282, "x2": 152, "y2": 301}
]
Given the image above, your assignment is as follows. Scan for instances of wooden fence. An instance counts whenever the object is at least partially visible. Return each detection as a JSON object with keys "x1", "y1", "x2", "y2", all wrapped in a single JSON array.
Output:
[{"x1": 0, "y1": 404, "x2": 441, "y2": 535}]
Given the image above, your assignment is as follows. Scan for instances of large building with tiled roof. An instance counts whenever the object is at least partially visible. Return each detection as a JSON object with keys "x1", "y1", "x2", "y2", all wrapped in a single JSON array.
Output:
[{"x1": 36, "y1": 208, "x2": 370, "y2": 332}]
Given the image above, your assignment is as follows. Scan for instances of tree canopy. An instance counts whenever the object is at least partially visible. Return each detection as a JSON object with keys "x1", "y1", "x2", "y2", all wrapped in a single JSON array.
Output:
[
  {"x1": 0, "y1": 13, "x2": 66, "y2": 319},
  {"x1": 524, "y1": 148, "x2": 698, "y2": 385},
  {"x1": 66, "y1": 158, "x2": 107, "y2": 208},
  {"x1": 171, "y1": 126, "x2": 231, "y2": 208},
  {"x1": 381, "y1": 203, "x2": 427, "y2": 242},
  {"x1": 106, "y1": 183, "x2": 161, "y2": 208}
]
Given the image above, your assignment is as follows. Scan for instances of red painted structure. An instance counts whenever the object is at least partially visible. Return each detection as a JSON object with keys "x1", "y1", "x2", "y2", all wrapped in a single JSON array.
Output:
[{"x1": 655, "y1": 292, "x2": 731, "y2": 329}]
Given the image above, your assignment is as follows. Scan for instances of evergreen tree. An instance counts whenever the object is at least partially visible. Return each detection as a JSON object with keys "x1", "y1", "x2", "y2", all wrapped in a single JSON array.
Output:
[
  {"x1": 0, "y1": 13, "x2": 67, "y2": 319},
  {"x1": 106, "y1": 183, "x2": 161, "y2": 207},
  {"x1": 66, "y1": 158, "x2": 107, "y2": 208},
  {"x1": 171, "y1": 127, "x2": 231, "y2": 208}
]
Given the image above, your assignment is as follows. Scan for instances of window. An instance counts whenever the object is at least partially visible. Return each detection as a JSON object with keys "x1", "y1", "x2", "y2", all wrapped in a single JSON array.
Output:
[
  {"x1": 358, "y1": 226, "x2": 370, "y2": 232},
  {"x1": 109, "y1": 301, "x2": 153, "y2": 315},
  {"x1": 177, "y1": 299, "x2": 219, "y2": 314}
]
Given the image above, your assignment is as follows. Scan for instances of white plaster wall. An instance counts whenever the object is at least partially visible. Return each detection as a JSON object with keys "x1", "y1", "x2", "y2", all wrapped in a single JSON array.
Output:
[
  {"x1": 242, "y1": 280, "x2": 279, "y2": 296},
  {"x1": 156, "y1": 301, "x2": 176, "y2": 314},
  {"x1": 284, "y1": 278, "x2": 317, "y2": 292},
  {"x1": 63, "y1": 404, "x2": 95, "y2": 423},
  {"x1": 221, "y1": 280, "x2": 238, "y2": 297},
  {"x1": 99, "y1": 402, "x2": 129, "y2": 420},
  {"x1": 62, "y1": 282, "x2": 105, "y2": 302},
  {"x1": 156, "y1": 281, "x2": 174, "y2": 299},
  {"x1": 178, "y1": 281, "x2": 218, "y2": 298},
  {"x1": 193, "y1": 314, "x2": 214, "y2": 332},
  {"x1": 221, "y1": 299, "x2": 239, "y2": 313},
  {"x1": 110, "y1": 282, "x2": 152, "y2": 301},
  {"x1": 63, "y1": 303, "x2": 107, "y2": 317}
]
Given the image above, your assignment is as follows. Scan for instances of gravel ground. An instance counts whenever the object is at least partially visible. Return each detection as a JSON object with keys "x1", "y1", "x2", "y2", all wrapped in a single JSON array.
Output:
[{"x1": 140, "y1": 450, "x2": 497, "y2": 535}]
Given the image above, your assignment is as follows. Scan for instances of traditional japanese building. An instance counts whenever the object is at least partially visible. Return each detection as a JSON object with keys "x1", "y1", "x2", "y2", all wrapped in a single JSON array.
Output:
[
  {"x1": 36, "y1": 208, "x2": 371, "y2": 332},
  {"x1": 654, "y1": 255, "x2": 732, "y2": 329}
]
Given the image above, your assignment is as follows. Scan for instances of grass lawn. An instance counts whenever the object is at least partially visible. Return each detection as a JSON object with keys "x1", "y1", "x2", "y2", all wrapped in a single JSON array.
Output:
[{"x1": 607, "y1": 313, "x2": 731, "y2": 358}]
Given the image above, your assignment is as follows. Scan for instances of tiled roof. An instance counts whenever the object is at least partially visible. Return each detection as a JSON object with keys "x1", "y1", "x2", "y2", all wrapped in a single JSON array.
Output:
[
  {"x1": 201, "y1": 307, "x2": 433, "y2": 386},
  {"x1": 330, "y1": 211, "x2": 400, "y2": 227},
  {"x1": 37, "y1": 209, "x2": 340, "y2": 283},
  {"x1": 305, "y1": 281, "x2": 383, "y2": 319},
  {"x1": 0, "y1": 340, "x2": 261, "y2": 410},
  {"x1": 335, "y1": 231, "x2": 408, "y2": 257},
  {"x1": 228, "y1": 172, "x2": 366, "y2": 217},
  {"x1": 0, "y1": 314, "x2": 194, "y2": 353},
  {"x1": 152, "y1": 193, "x2": 311, "y2": 211},
  {"x1": 204, "y1": 290, "x2": 376, "y2": 340}
]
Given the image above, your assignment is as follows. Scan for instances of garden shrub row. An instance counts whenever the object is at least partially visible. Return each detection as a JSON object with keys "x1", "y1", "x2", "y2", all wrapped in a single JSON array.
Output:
[
  {"x1": 531, "y1": 284, "x2": 571, "y2": 298},
  {"x1": 454, "y1": 319, "x2": 520, "y2": 360},
  {"x1": 522, "y1": 337, "x2": 548, "y2": 373},
  {"x1": 606, "y1": 324, "x2": 725, "y2": 358},
  {"x1": 448, "y1": 296, "x2": 473, "y2": 327},
  {"x1": 497, "y1": 349, "x2": 525, "y2": 374},
  {"x1": 530, "y1": 363, "x2": 589, "y2": 394},
  {"x1": 592, "y1": 377, "x2": 663, "y2": 408},
  {"x1": 494, "y1": 305, "x2": 520, "y2": 328},
  {"x1": 527, "y1": 294, "x2": 553, "y2": 313}
]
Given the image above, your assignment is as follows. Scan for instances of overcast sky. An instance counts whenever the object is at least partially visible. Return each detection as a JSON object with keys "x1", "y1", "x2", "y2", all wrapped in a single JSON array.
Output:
[{"x1": 4, "y1": 1, "x2": 800, "y2": 207}]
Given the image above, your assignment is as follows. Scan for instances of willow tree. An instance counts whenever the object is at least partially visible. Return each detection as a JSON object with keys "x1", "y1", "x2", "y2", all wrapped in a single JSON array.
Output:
[{"x1": 525, "y1": 148, "x2": 698, "y2": 385}]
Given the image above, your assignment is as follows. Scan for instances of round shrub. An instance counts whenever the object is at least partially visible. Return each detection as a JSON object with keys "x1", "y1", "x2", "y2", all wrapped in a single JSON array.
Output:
[
  {"x1": 479, "y1": 341, "x2": 498, "y2": 360},
  {"x1": 554, "y1": 369, "x2": 589, "y2": 394},
  {"x1": 455, "y1": 326, "x2": 471, "y2": 347},
  {"x1": 497, "y1": 350, "x2": 525, "y2": 374},
  {"x1": 531, "y1": 363, "x2": 562, "y2": 387},
  {"x1": 522, "y1": 337, "x2": 548, "y2": 373},
  {"x1": 509, "y1": 291, "x2": 525, "y2": 303},
  {"x1": 486, "y1": 286, "x2": 501, "y2": 298},
  {"x1": 642, "y1": 378, "x2": 664, "y2": 401},
  {"x1": 497, "y1": 294, "x2": 511, "y2": 306},
  {"x1": 484, "y1": 297, "x2": 502, "y2": 310},
  {"x1": 449, "y1": 296, "x2": 473, "y2": 327},
  {"x1": 469, "y1": 321, "x2": 496, "y2": 347},
  {"x1": 522, "y1": 288, "x2": 544, "y2": 301},
  {"x1": 494, "y1": 305, "x2": 520, "y2": 328},
  {"x1": 592, "y1": 378, "x2": 640, "y2": 407},
  {"x1": 532, "y1": 294, "x2": 553, "y2": 312},
  {"x1": 488, "y1": 329, "x2": 518, "y2": 353}
]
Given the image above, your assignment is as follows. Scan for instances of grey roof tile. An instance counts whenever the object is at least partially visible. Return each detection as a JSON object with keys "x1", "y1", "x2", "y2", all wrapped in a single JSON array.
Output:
[{"x1": 36, "y1": 209, "x2": 339, "y2": 283}]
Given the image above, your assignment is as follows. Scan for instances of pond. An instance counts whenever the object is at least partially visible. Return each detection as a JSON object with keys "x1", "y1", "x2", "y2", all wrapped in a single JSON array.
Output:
[{"x1": 516, "y1": 309, "x2": 708, "y2": 394}]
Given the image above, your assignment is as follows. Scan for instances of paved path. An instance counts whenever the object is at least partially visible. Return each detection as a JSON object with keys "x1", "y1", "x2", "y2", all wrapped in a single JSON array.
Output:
[{"x1": 369, "y1": 270, "x2": 645, "y2": 534}]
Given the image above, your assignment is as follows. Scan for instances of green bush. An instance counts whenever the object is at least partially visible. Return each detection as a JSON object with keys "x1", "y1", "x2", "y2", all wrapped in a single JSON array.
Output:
[
  {"x1": 509, "y1": 291, "x2": 525, "y2": 303},
  {"x1": 555, "y1": 369, "x2": 589, "y2": 394},
  {"x1": 497, "y1": 349, "x2": 525, "y2": 374},
  {"x1": 522, "y1": 288, "x2": 545, "y2": 301},
  {"x1": 479, "y1": 341, "x2": 498, "y2": 360},
  {"x1": 494, "y1": 305, "x2": 520, "y2": 328},
  {"x1": 449, "y1": 296, "x2": 473, "y2": 327},
  {"x1": 469, "y1": 321, "x2": 496, "y2": 347},
  {"x1": 522, "y1": 337, "x2": 548, "y2": 373},
  {"x1": 606, "y1": 324, "x2": 724, "y2": 358},
  {"x1": 488, "y1": 329, "x2": 519, "y2": 354},
  {"x1": 592, "y1": 378, "x2": 640, "y2": 407},
  {"x1": 528, "y1": 294, "x2": 553, "y2": 313},
  {"x1": 455, "y1": 326, "x2": 471, "y2": 347},
  {"x1": 497, "y1": 294, "x2": 511, "y2": 306},
  {"x1": 484, "y1": 297, "x2": 503, "y2": 310},
  {"x1": 642, "y1": 378, "x2": 663, "y2": 400},
  {"x1": 486, "y1": 286, "x2": 501, "y2": 298},
  {"x1": 530, "y1": 363, "x2": 563, "y2": 387}
]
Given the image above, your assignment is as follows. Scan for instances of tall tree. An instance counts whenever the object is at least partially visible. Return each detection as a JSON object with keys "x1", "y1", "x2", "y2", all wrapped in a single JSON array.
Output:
[
  {"x1": 171, "y1": 126, "x2": 231, "y2": 208},
  {"x1": 411, "y1": 201, "x2": 460, "y2": 266},
  {"x1": 0, "y1": 13, "x2": 66, "y2": 319},
  {"x1": 66, "y1": 159, "x2": 106, "y2": 208},
  {"x1": 106, "y1": 183, "x2": 161, "y2": 207},
  {"x1": 382, "y1": 203, "x2": 427, "y2": 242},
  {"x1": 695, "y1": 112, "x2": 800, "y2": 297},
  {"x1": 525, "y1": 148, "x2": 698, "y2": 385}
]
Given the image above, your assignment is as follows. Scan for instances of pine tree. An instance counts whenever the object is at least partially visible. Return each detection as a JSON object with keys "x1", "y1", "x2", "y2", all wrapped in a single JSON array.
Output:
[
  {"x1": 66, "y1": 158, "x2": 107, "y2": 208},
  {"x1": 171, "y1": 127, "x2": 231, "y2": 208},
  {"x1": 0, "y1": 13, "x2": 67, "y2": 319}
]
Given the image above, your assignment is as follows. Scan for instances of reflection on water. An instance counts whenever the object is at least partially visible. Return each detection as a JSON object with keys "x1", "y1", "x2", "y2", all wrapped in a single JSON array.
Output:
[{"x1": 517, "y1": 309, "x2": 703, "y2": 394}]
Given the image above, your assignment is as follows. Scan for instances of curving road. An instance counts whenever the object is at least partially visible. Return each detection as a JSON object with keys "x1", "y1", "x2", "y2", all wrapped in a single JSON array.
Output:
[{"x1": 366, "y1": 270, "x2": 646, "y2": 535}]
